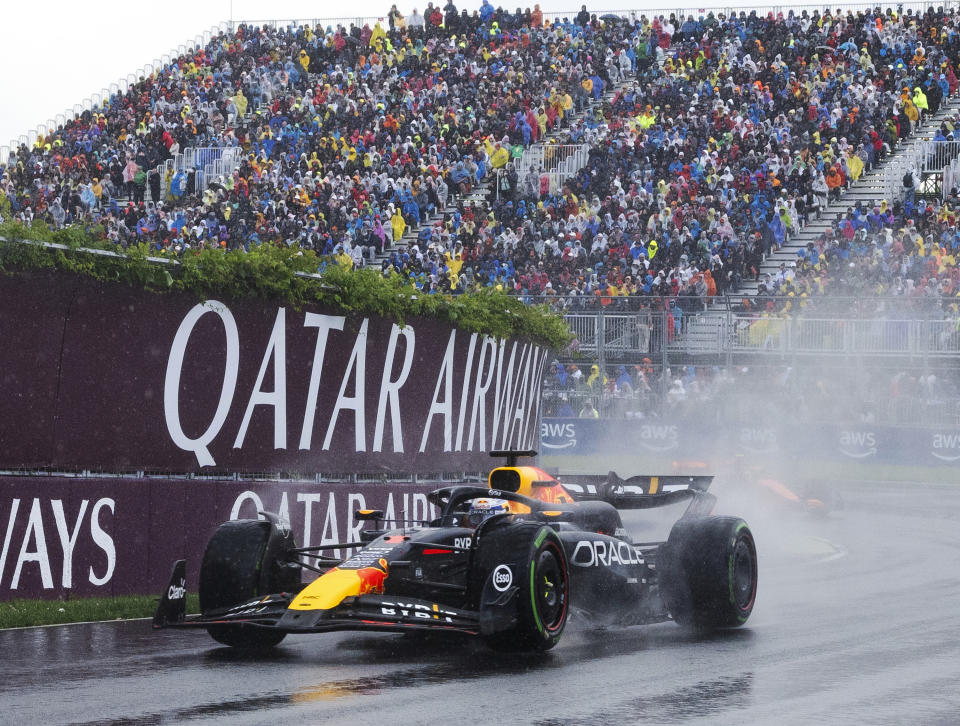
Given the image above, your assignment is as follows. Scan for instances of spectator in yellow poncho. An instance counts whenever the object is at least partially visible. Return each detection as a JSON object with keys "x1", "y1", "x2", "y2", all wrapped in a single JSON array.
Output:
[
  {"x1": 913, "y1": 87, "x2": 928, "y2": 115},
  {"x1": 391, "y1": 207, "x2": 406, "y2": 242},
  {"x1": 637, "y1": 106, "x2": 656, "y2": 129},
  {"x1": 335, "y1": 247, "x2": 354, "y2": 268},
  {"x1": 233, "y1": 89, "x2": 248, "y2": 117},
  {"x1": 369, "y1": 22, "x2": 387, "y2": 48},
  {"x1": 489, "y1": 141, "x2": 510, "y2": 169},
  {"x1": 845, "y1": 149, "x2": 864, "y2": 181},
  {"x1": 445, "y1": 250, "x2": 464, "y2": 276}
]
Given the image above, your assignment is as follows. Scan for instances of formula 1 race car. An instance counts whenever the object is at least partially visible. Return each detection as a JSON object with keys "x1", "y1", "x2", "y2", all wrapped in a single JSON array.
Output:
[{"x1": 154, "y1": 451, "x2": 758, "y2": 652}]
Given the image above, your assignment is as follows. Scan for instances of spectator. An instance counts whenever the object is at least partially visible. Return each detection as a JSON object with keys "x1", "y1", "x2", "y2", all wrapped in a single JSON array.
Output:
[{"x1": 579, "y1": 398, "x2": 599, "y2": 418}]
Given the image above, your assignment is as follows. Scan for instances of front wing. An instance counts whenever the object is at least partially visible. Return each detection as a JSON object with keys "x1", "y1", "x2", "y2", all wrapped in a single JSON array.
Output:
[{"x1": 157, "y1": 593, "x2": 482, "y2": 636}]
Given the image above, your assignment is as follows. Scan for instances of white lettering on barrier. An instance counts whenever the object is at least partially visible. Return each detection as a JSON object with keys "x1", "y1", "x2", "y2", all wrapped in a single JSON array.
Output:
[
  {"x1": 52, "y1": 499, "x2": 88, "y2": 589},
  {"x1": 0, "y1": 498, "x2": 116, "y2": 592},
  {"x1": 323, "y1": 319, "x2": 369, "y2": 452},
  {"x1": 299, "y1": 313, "x2": 346, "y2": 450},
  {"x1": 383, "y1": 492, "x2": 397, "y2": 527},
  {"x1": 88, "y1": 498, "x2": 115, "y2": 587},
  {"x1": 373, "y1": 324, "x2": 415, "y2": 453},
  {"x1": 234, "y1": 307, "x2": 288, "y2": 450},
  {"x1": 11, "y1": 499, "x2": 52, "y2": 590},
  {"x1": 932, "y1": 432, "x2": 960, "y2": 461},
  {"x1": 466, "y1": 336, "x2": 497, "y2": 452},
  {"x1": 420, "y1": 330, "x2": 457, "y2": 452},
  {"x1": 230, "y1": 491, "x2": 265, "y2": 521},
  {"x1": 297, "y1": 492, "x2": 324, "y2": 569},
  {"x1": 347, "y1": 493, "x2": 366, "y2": 557},
  {"x1": 228, "y1": 489, "x2": 440, "y2": 554},
  {"x1": 491, "y1": 340, "x2": 519, "y2": 450},
  {"x1": 164, "y1": 301, "x2": 545, "y2": 462},
  {"x1": 454, "y1": 333, "x2": 478, "y2": 452},
  {"x1": 320, "y1": 493, "x2": 341, "y2": 559},
  {"x1": 0, "y1": 499, "x2": 20, "y2": 589},
  {"x1": 164, "y1": 301, "x2": 240, "y2": 467}
]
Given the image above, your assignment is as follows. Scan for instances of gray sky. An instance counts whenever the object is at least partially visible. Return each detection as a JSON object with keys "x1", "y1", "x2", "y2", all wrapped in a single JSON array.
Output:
[{"x1": 1, "y1": 0, "x2": 633, "y2": 150}]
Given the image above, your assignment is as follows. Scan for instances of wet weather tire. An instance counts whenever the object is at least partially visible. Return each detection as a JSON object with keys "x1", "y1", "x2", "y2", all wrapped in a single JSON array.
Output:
[
  {"x1": 659, "y1": 516, "x2": 758, "y2": 630},
  {"x1": 474, "y1": 522, "x2": 569, "y2": 651},
  {"x1": 199, "y1": 519, "x2": 290, "y2": 648}
]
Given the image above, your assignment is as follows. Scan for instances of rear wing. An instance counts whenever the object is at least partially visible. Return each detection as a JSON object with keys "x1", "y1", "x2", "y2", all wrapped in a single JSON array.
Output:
[{"x1": 558, "y1": 472, "x2": 715, "y2": 512}]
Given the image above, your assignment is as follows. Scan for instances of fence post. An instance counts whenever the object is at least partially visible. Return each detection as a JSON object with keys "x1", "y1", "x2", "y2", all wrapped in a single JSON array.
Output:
[
  {"x1": 597, "y1": 305, "x2": 606, "y2": 415},
  {"x1": 660, "y1": 307, "x2": 669, "y2": 386},
  {"x1": 725, "y1": 304, "x2": 733, "y2": 368}
]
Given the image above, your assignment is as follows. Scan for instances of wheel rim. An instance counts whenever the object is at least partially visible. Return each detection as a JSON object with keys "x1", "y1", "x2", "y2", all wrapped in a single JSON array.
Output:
[
  {"x1": 534, "y1": 545, "x2": 567, "y2": 632},
  {"x1": 732, "y1": 534, "x2": 757, "y2": 612}
]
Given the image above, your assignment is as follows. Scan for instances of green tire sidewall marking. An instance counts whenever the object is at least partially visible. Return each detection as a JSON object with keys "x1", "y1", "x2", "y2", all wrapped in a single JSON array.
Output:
[
  {"x1": 730, "y1": 521, "x2": 751, "y2": 621},
  {"x1": 530, "y1": 557, "x2": 544, "y2": 635},
  {"x1": 530, "y1": 528, "x2": 549, "y2": 636}
]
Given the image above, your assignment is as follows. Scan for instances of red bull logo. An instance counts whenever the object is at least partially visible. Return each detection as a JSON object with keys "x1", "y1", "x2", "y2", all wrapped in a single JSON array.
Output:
[
  {"x1": 356, "y1": 559, "x2": 389, "y2": 595},
  {"x1": 289, "y1": 558, "x2": 390, "y2": 611}
]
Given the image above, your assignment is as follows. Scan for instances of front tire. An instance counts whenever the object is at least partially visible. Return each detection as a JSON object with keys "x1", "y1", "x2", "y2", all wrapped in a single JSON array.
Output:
[
  {"x1": 659, "y1": 516, "x2": 758, "y2": 629},
  {"x1": 473, "y1": 522, "x2": 569, "y2": 651},
  {"x1": 199, "y1": 517, "x2": 298, "y2": 648}
]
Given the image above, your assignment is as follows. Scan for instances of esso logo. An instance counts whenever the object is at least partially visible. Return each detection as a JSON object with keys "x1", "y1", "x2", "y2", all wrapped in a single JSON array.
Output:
[{"x1": 492, "y1": 565, "x2": 513, "y2": 592}]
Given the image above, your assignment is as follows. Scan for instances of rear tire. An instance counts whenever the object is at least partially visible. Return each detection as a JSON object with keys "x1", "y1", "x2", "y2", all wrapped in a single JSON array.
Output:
[
  {"x1": 474, "y1": 522, "x2": 569, "y2": 651},
  {"x1": 659, "y1": 516, "x2": 757, "y2": 630},
  {"x1": 199, "y1": 518, "x2": 297, "y2": 648}
]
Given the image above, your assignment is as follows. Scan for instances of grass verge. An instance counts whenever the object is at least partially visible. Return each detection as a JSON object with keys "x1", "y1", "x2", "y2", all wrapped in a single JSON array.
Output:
[{"x1": 0, "y1": 594, "x2": 199, "y2": 629}]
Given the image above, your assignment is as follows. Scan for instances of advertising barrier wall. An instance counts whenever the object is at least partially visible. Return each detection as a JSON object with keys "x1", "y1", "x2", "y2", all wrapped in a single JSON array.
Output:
[
  {"x1": 539, "y1": 417, "x2": 960, "y2": 468},
  {"x1": 0, "y1": 476, "x2": 439, "y2": 600},
  {"x1": 0, "y1": 271, "x2": 547, "y2": 474}
]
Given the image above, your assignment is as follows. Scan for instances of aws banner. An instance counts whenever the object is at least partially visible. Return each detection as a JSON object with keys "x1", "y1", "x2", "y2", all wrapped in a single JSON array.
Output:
[
  {"x1": 0, "y1": 271, "x2": 547, "y2": 473},
  {"x1": 540, "y1": 418, "x2": 960, "y2": 467},
  {"x1": 0, "y1": 476, "x2": 439, "y2": 600}
]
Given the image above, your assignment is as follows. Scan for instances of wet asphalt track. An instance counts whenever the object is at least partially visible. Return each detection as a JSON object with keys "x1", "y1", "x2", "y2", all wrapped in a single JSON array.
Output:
[{"x1": 2, "y1": 480, "x2": 959, "y2": 726}]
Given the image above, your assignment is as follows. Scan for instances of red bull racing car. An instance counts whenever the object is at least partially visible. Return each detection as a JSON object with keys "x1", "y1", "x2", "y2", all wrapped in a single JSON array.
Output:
[{"x1": 154, "y1": 450, "x2": 758, "y2": 652}]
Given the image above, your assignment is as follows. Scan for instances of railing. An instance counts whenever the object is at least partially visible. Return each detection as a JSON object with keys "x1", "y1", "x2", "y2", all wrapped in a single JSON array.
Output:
[
  {"x1": 518, "y1": 144, "x2": 589, "y2": 176},
  {"x1": 553, "y1": 295, "x2": 960, "y2": 359},
  {"x1": 4, "y1": 22, "x2": 230, "y2": 153},
  {"x1": 883, "y1": 137, "x2": 960, "y2": 201},
  {"x1": 198, "y1": 148, "x2": 242, "y2": 191},
  {"x1": 945, "y1": 156, "x2": 960, "y2": 197},
  {"x1": 154, "y1": 146, "x2": 242, "y2": 198},
  {"x1": 516, "y1": 143, "x2": 592, "y2": 197}
]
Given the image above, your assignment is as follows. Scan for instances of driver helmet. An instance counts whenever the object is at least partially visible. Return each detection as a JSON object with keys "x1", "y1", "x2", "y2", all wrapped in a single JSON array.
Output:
[{"x1": 466, "y1": 498, "x2": 510, "y2": 527}]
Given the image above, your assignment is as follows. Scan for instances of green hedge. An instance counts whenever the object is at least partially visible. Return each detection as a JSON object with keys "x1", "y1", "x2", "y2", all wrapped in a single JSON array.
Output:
[{"x1": 0, "y1": 217, "x2": 571, "y2": 349}]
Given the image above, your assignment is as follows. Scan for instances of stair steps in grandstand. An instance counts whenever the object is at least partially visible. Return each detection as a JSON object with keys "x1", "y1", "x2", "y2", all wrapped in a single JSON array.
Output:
[
  {"x1": 737, "y1": 94, "x2": 960, "y2": 296},
  {"x1": 667, "y1": 310, "x2": 728, "y2": 353}
]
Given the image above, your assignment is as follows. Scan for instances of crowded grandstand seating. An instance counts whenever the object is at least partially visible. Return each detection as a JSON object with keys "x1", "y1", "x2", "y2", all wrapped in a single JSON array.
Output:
[{"x1": 3, "y1": 3, "x2": 960, "y2": 314}]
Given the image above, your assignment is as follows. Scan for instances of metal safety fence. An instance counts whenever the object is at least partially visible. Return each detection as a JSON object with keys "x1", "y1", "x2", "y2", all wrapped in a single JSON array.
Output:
[
  {"x1": 156, "y1": 146, "x2": 241, "y2": 198},
  {"x1": 883, "y1": 138, "x2": 960, "y2": 202},
  {"x1": 553, "y1": 295, "x2": 960, "y2": 362},
  {"x1": 731, "y1": 316, "x2": 960, "y2": 356}
]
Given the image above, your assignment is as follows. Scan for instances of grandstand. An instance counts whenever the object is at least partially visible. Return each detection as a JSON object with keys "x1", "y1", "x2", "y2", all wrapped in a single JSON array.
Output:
[{"x1": 4, "y1": 3, "x2": 960, "y2": 425}]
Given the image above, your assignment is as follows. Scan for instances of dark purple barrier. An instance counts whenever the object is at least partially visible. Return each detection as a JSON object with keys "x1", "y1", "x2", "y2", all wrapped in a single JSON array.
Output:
[
  {"x1": 0, "y1": 271, "x2": 548, "y2": 473},
  {"x1": 0, "y1": 273, "x2": 73, "y2": 468},
  {"x1": 0, "y1": 476, "x2": 440, "y2": 600}
]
